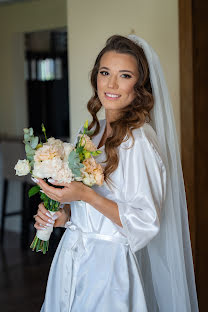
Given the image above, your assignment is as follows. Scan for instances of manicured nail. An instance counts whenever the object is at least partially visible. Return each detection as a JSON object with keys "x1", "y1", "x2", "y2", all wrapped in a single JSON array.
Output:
[
  {"x1": 46, "y1": 223, "x2": 53, "y2": 227},
  {"x1": 31, "y1": 177, "x2": 39, "y2": 183},
  {"x1": 48, "y1": 179, "x2": 55, "y2": 183},
  {"x1": 48, "y1": 219, "x2": 54, "y2": 224},
  {"x1": 52, "y1": 214, "x2": 58, "y2": 220},
  {"x1": 40, "y1": 190, "x2": 45, "y2": 193},
  {"x1": 46, "y1": 212, "x2": 51, "y2": 218},
  {"x1": 39, "y1": 226, "x2": 47, "y2": 230}
]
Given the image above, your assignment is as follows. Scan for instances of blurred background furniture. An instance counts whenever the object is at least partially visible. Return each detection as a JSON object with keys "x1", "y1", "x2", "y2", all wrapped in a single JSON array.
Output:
[{"x1": 0, "y1": 140, "x2": 35, "y2": 249}]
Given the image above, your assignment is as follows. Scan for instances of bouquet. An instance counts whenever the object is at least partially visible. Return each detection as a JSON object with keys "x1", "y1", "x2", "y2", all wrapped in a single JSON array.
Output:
[{"x1": 14, "y1": 121, "x2": 104, "y2": 254}]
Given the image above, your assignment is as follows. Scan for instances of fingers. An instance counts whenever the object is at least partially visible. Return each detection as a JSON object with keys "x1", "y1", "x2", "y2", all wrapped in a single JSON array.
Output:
[
  {"x1": 33, "y1": 202, "x2": 59, "y2": 230},
  {"x1": 48, "y1": 179, "x2": 69, "y2": 187},
  {"x1": 37, "y1": 179, "x2": 63, "y2": 201}
]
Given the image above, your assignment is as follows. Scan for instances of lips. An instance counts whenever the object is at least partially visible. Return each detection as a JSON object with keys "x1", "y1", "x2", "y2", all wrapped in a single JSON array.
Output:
[{"x1": 104, "y1": 92, "x2": 121, "y2": 99}]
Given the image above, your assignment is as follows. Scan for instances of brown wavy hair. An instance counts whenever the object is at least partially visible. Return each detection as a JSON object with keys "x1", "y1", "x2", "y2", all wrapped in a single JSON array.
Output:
[{"x1": 87, "y1": 35, "x2": 154, "y2": 183}]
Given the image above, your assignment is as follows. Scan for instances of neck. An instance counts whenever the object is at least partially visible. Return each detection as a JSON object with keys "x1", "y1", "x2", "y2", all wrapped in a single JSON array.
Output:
[{"x1": 105, "y1": 109, "x2": 121, "y2": 137}]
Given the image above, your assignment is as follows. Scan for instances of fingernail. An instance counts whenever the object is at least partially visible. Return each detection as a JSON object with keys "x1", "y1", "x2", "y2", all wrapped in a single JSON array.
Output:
[
  {"x1": 31, "y1": 177, "x2": 39, "y2": 183},
  {"x1": 40, "y1": 190, "x2": 45, "y2": 193},
  {"x1": 39, "y1": 226, "x2": 47, "y2": 230},
  {"x1": 48, "y1": 219, "x2": 55, "y2": 224},
  {"x1": 46, "y1": 212, "x2": 51, "y2": 218},
  {"x1": 46, "y1": 223, "x2": 53, "y2": 227},
  {"x1": 52, "y1": 214, "x2": 58, "y2": 220},
  {"x1": 48, "y1": 179, "x2": 55, "y2": 183}
]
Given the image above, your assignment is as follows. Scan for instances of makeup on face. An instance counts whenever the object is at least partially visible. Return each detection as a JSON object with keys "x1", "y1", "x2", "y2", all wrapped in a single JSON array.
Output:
[{"x1": 97, "y1": 51, "x2": 139, "y2": 115}]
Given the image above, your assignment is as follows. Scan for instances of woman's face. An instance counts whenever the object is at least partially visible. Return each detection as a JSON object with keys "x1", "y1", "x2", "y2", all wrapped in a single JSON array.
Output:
[{"x1": 97, "y1": 51, "x2": 139, "y2": 116}]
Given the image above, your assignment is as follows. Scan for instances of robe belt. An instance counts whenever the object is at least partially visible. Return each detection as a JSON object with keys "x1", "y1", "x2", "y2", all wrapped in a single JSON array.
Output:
[
  {"x1": 65, "y1": 220, "x2": 129, "y2": 256},
  {"x1": 61, "y1": 221, "x2": 129, "y2": 311}
]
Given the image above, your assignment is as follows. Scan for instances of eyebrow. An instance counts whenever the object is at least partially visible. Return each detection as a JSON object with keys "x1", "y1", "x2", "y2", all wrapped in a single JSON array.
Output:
[{"x1": 99, "y1": 66, "x2": 136, "y2": 75}]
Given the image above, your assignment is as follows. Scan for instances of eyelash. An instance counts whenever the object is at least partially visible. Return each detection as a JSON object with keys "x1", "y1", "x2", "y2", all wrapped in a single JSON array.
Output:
[
  {"x1": 99, "y1": 71, "x2": 132, "y2": 79},
  {"x1": 121, "y1": 74, "x2": 132, "y2": 79},
  {"x1": 99, "y1": 71, "x2": 109, "y2": 76}
]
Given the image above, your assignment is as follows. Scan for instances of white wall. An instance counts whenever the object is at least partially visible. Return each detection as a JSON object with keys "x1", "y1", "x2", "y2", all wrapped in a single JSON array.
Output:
[{"x1": 67, "y1": 0, "x2": 180, "y2": 144}]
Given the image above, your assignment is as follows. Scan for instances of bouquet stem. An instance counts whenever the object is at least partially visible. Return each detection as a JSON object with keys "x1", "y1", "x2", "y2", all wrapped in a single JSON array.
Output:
[
  {"x1": 30, "y1": 235, "x2": 49, "y2": 254},
  {"x1": 30, "y1": 192, "x2": 60, "y2": 254}
]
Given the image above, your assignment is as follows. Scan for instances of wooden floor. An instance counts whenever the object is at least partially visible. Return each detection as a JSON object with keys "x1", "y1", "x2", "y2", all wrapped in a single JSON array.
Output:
[{"x1": 0, "y1": 229, "x2": 63, "y2": 312}]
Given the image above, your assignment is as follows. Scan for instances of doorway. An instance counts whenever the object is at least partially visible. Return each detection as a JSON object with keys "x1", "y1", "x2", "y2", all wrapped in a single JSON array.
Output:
[{"x1": 24, "y1": 28, "x2": 69, "y2": 139}]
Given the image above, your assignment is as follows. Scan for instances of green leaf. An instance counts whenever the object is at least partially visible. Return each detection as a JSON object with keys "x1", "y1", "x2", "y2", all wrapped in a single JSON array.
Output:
[
  {"x1": 25, "y1": 144, "x2": 35, "y2": 156},
  {"x1": 72, "y1": 168, "x2": 82, "y2": 177},
  {"x1": 28, "y1": 185, "x2": 41, "y2": 198},
  {"x1": 91, "y1": 150, "x2": 102, "y2": 156},
  {"x1": 24, "y1": 133, "x2": 30, "y2": 142},
  {"x1": 30, "y1": 136, "x2": 39, "y2": 149},
  {"x1": 68, "y1": 150, "x2": 84, "y2": 177},
  {"x1": 83, "y1": 150, "x2": 91, "y2": 159},
  {"x1": 29, "y1": 128, "x2": 33, "y2": 136},
  {"x1": 25, "y1": 144, "x2": 32, "y2": 154},
  {"x1": 23, "y1": 128, "x2": 29, "y2": 134},
  {"x1": 85, "y1": 130, "x2": 94, "y2": 136},
  {"x1": 76, "y1": 145, "x2": 84, "y2": 154},
  {"x1": 30, "y1": 160, "x2": 34, "y2": 168},
  {"x1": 27, "y1": 154, "x2": 34, "y2": 162}
]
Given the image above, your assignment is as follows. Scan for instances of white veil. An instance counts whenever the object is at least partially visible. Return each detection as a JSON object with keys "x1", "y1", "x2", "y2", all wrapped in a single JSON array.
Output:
[{"x1": 128, "y1": 35, "x2": 199, "y2": 312}]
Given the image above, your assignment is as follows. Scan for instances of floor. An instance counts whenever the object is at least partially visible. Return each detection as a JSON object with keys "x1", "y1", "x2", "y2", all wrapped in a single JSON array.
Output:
[{"x1": 0, "y1": 229, "x2": 64, "y2": 312}]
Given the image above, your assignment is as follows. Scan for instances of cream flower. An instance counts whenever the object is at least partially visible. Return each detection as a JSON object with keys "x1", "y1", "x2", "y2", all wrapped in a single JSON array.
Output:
[
  {"x1": 32, "y1": 158, "x2": 73, "y2": 183},
  {"x1": 63, "y1": 142, "x2": 74, "y2": 162},
  {"x1": 79, "y1": 134, "x2": 97, "y2": 152},
  {"x1": 93, "y1": 166, "x2": 104, "y2": 186},
  {"x1": 82, "y1": 172, "x2": 96, "y2": 187},
  {"x1": 34, "y1": 138, "x2": 64, "y2": 162},
  {"x1": 82, "y1": 157, "x2": 97, "y2": 173},
  {"x1": 55, "y1": 161, "x2": 74, "y2": 183},
  {"x1": 15, "y1": 159, "x2": 31, "y2": 176},
  {"x1": 82, "y1": 157, "x2": 104, "y2": 186},
  {"x1": 32, "y1": 158, "x2": 63, "y2": 179}
]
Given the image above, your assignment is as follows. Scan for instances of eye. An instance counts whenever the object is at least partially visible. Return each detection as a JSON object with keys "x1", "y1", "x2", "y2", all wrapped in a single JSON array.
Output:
[
  {"x1": 121, "y1": 73, "x2": 132, "y2": 79},
  {"x1": 99, "y1": 71, "x2": 109, "y2": 76}
]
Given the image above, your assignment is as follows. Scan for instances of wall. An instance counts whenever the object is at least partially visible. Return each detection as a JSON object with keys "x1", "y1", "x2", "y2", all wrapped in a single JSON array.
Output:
[
  {"x1": 0, "y1": 0, "x2": 66, "y2": 232},
  {"x1": 67, "y1": 0, "x2": 180, "y2": 144},
  {"x1": 0, "y1": 0, "x2": 67, "y2": 137}
]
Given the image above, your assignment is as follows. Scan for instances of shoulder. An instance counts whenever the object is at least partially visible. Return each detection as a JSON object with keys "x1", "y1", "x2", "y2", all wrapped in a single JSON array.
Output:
[{"x1": 121, "y1": 122, "x2": 165, "y2": 168}]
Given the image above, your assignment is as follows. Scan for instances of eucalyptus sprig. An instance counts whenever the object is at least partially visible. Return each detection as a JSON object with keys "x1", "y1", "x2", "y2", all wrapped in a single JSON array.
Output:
[
  {"x1": 68, "y1": 150, "x2": 84, "y2": 178},
  {"x1": 23, "y1": 128, "x2": 40, "y2": 167}
]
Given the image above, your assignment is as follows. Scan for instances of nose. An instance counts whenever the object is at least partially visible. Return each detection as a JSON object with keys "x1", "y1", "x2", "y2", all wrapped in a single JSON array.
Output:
[{"x1": 107, "y1": 75, "x2": 118, "y2": 89}]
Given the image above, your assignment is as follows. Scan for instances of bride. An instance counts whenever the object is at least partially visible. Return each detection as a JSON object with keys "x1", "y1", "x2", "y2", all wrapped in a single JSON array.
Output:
[{"x1": 33, "y1": 35, "x2": 199, "y2": 311}]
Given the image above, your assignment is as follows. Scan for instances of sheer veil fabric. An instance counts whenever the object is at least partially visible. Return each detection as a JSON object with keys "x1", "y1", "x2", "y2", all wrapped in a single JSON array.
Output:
[{"x1": 128, "y1": 35, "x2": 199, "y2": 311}]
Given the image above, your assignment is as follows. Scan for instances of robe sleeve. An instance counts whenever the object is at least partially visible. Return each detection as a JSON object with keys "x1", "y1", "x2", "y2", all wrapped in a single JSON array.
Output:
[{"x1": 114, "y1": 125, "x2": 167, "y2": 253}]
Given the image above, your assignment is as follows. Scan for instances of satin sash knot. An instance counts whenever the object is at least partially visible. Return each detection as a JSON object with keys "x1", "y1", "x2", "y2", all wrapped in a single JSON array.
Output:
[{"x1": 61, "y1": 221, "x2": 129, "y2": 311}]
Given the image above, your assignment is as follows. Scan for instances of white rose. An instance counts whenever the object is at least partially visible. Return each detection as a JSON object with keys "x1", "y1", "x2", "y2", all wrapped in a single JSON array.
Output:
[{"x1": 14, "y1": 159, "x2": 31, "y2": 176}]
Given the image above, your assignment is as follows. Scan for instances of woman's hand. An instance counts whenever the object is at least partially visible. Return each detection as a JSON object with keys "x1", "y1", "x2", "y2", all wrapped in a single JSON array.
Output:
[
  {"x1": 36, "y1": 178, "x2": 88, "y2": 203},
  {"x1": 34, "y1": 202, "x2": 70, "y2": 230}
]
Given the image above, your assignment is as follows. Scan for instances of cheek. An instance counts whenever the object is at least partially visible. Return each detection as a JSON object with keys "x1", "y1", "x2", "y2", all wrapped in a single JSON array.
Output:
[
  {"x1": 124, "y1": 83, "x2": 136, "y2": 99},
  {"x1": 97, "y1": 77, "x2": 105, "y2": 94}
]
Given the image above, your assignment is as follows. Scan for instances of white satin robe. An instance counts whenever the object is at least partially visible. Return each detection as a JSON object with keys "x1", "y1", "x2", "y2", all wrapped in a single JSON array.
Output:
[{"x1": 41, "y1": 119, "x2": 166, "y2": 312}]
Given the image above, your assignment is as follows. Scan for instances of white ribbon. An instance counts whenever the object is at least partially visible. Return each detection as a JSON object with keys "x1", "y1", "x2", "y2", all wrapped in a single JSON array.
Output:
[{"x1": 36, "y1": 211, "x2": 56, "y2": 241}]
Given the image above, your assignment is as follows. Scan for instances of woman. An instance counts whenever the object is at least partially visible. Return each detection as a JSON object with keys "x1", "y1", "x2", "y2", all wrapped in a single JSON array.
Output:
[{"x1": 33, "y1": 35, "x2": 198, "y2": 311}]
